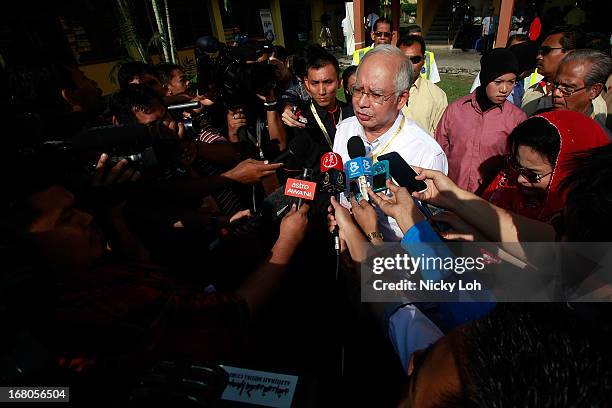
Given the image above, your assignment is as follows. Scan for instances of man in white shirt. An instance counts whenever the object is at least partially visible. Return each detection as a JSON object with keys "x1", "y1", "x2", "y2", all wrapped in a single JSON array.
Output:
[{"x1": 333, "y1": 45, "x2": 448, "y2": 241}]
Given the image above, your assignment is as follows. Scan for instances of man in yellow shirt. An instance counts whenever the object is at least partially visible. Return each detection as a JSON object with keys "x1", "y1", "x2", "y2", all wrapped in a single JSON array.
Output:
[
  {"x1": 352, "y1": 17, "x2": 392, "y2": 65},
  {"x1": 398, "y1": 35, "x2": 448, "y2": 136},
  {"x1": 406, "y1": 25, "x2": 440, "y2": 83}
]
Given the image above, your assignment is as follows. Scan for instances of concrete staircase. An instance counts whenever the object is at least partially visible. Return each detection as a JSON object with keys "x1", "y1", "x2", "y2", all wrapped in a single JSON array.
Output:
[{"x1": 425, "y1": 1, "x2": 453, "y2": 45}]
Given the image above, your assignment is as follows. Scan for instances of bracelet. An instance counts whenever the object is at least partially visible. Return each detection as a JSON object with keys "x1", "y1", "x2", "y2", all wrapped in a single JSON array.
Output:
[
  {"x1": 263, "y1": 100, "x2": 278, "y2": 112},
  {"x1": 366, "y1": 231, "x2": 383, "y2": 242}
]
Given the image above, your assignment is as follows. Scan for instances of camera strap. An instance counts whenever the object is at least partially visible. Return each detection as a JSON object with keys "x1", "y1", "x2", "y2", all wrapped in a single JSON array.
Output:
[
  {"x1": 255, "y1": 117, "x2": 265, "y2": 160},
  {"x1": 310, "y1": 102, "x2": 342, "y2": 150}
]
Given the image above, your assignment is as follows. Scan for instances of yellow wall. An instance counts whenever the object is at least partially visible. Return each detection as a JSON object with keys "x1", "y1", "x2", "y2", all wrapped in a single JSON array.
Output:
[
  {"x1": 311, "y1": 0, "x2": 324, "y2": 44},
  {"x1": 208, "y1": 0, "x2": 227, "y2": 43},
  {"x1": 270, "y1": 0, "x2": 285, "y2": 46},
  {"x1": 80, "y1": 48, "x2": 197, "y2": 96}
]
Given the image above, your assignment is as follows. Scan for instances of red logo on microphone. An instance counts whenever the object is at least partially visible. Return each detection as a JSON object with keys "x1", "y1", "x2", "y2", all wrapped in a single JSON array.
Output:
[{"x1": 320, "y1": 152, "x2": 344, "y2": 172}]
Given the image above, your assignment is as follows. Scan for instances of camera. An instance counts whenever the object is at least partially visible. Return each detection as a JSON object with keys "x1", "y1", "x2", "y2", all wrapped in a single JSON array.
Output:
[
  {"x1": 71, "y1": 123, "x2": 184, "y2": 175},
  {"x1": 194, "y1": 36, "x2": 279, "y2": 108},
  {"x1": 167, "y1": 101, "x2": 201, "y2": 140}
]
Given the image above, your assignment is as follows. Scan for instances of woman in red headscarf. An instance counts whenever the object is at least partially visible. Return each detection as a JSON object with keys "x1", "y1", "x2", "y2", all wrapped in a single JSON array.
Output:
[{"x1": 481, "y1": 111, "x2": 609, "y2": 225}]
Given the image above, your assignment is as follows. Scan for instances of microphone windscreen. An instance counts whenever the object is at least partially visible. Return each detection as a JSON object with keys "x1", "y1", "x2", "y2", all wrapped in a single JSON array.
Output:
[
  {"x1": 347, "y1": 136, "x2": 366, "y2": 159},
  {"x1": 320, "y1": 152, "x2": 344, "y2": 172}
]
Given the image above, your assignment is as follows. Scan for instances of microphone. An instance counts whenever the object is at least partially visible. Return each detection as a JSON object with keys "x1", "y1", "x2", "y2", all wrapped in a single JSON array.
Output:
[
  {"x1": 345, "y1": 136, "x2": 372, "y2": 202},
  {"x1": 284, "y1": 168, "x2": 317, "y2": 210},
  {"x1": 320, "y1": 152, "x2": 345, "y2": 255},
  {"x1": 319, "y1": 152, "x2": 345, "y2": 196},
  {"x1": 347, "y1": 135, "x2": 366, "y2": 159}
]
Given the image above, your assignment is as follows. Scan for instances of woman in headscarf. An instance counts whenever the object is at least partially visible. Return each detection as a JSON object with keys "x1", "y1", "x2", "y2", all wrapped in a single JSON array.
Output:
[{"x1": 481, "y1": 110, "x2": 609, "y2": 225}]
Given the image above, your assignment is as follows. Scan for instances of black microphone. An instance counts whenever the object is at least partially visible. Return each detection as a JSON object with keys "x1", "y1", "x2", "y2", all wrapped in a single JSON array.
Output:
[
  {"x1": 347, "y1": 135, "x2": 366, "y2": 159},
  {"x1": 319, "y1": 152, "x2": 345, "y2": 256}
]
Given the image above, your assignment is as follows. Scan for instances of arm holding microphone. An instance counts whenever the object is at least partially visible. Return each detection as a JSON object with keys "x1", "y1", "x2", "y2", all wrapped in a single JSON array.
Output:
[
  {"x1": 411, "y1": 168, "x2": 555, "y2": 243},
  {"x1": 237, "y1": 203, "x2": 310, "y2": 317}
]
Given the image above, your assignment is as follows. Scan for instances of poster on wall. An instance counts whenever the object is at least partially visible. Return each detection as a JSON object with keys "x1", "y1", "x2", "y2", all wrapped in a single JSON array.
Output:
[{"x1": 259, "y1": 9, "x2": 276, "y2": 42}]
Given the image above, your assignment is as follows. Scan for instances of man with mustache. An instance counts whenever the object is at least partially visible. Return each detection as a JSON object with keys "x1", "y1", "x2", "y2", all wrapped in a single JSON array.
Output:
[
  {"x1": 551, "y1": 49, "x2": 610, "y2": 129},
  {"x1": 521, "y1": 26, "x2": 584, "y2": 116},
  {"x1": 352, "y1": 17, "x2": 393, "y2": 65},
  {"x1": 332, "y1": 45, "x2": 447, "y2": 241}
]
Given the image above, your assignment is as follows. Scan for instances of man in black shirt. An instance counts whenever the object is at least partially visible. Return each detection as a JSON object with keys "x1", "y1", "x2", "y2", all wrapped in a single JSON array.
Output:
[{"x1": 281, "y1": 45, "x2": 354, "y2": 153}]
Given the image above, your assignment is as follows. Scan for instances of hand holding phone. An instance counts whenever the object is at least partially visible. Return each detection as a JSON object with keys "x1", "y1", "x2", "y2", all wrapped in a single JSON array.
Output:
[{"x1": 377, "y1": 152, "x2": 427, "y2": 193}]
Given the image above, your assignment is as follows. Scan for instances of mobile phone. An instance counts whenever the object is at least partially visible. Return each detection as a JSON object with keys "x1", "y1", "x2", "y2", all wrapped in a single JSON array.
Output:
[
  {"x1": 377, "y1": 152, "x2": 428, "y2": 193},
  {"x1": 372, "y1": 160, "x2": 390, "y2": 192}
]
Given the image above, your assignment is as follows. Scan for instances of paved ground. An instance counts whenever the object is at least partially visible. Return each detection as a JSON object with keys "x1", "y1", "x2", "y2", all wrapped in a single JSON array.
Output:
[{"x1": 334, "y1": 45, "x2": 481, "y2": 75}]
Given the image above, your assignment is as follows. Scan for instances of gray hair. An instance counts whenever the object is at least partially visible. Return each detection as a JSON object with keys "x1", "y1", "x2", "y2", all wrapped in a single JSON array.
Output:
[
  {"x1": 356, "y1": 44, "x2": 412, "y2": 96},
  {"x1": 560, "y1": 49, "x2": 612, "y2": 86}
]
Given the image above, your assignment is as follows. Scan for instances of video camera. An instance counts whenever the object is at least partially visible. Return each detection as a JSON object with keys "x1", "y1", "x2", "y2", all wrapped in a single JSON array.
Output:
[{"x1": 194, "y1": 36, "x2": 278, "y2": 109}]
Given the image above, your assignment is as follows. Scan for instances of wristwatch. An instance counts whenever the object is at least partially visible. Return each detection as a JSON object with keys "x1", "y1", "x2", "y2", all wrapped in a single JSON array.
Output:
[{"x1": 366, "y1": 231, "x2": 384, "y2": 242}]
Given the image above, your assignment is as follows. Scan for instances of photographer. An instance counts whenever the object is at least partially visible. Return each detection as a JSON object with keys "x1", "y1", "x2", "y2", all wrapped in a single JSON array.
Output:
[
  {"x1": 117, "y1": 61, "x2": 166, "y2": 98},
  {"x1": 0, "y1": 147, "x2": 310, "y2": 402},
  {"x1": 7, "y1": 61, "x2": 108, "y2": 141},
  {"x1": 219, "y1": 43, "x2": 287, "y2": 155}
]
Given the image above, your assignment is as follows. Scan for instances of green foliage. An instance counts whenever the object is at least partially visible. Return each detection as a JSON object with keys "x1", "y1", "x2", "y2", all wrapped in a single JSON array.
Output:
[{"x1": 401, "y1": 3, "x2": 417, "y2": 15}]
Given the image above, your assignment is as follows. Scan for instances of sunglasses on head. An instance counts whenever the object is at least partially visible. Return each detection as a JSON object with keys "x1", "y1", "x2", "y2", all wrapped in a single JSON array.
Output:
[
  {"x1": 374, "y1": 31, "x2": 392, "y2": 38},
  {"x1": 409, "y1": 55, "x2": 423, "y2": 64},
  {"x1": 538, "y1": 45, "x2": 564, "y2": 56},
  {"x1": 507, "y1": 155, "x2": 552, "y2": 183}
]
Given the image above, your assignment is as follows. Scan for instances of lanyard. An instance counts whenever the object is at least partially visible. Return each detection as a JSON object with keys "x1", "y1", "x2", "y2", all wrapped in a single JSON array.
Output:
[
  {"x1": 310, "y1": 102, "x2": 342, "y2": 149},
  {"x1": 371, "y1": 115, "x2": 406, "y2": 162}
]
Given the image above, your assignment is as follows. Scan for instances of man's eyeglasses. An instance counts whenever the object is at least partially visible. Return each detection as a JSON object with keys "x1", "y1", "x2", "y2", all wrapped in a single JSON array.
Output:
[
  {"x1": 409, "y1": 55, "x2": 423, "y2": 64},
  {"x1": 374, "y1": 31, "x2": 392, "y2": 38},
  {"x1": 551, "y1": 81, "x2": 589, "y2": 97},
  {"x1": 350, "y1": 86, "x2": 397, "y2": 104},
  {"x1": 538, "y1": 46, "x2": 564, "y2": 56},
  {"x1": 507, "y1": 155, "x2": 552, "y2": 183}
]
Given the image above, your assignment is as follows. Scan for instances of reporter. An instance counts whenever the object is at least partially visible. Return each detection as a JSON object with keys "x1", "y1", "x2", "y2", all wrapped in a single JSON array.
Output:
[
  {"x1": 411, "y1": 167, "x2": 556, "y2": 243},
  {"x1": 481, "y1": 111, "x2": 609, "y2": 224},
  {"x1": 1, "y1": 168, "x2": 309, "y2": 396}
]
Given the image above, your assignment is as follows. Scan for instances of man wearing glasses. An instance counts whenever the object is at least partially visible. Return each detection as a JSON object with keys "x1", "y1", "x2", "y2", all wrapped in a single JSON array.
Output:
[
  {"x1": 522, "y1": 26, "x2": 584, "y2": 116},
  {"x1": 551, "y1": 49, "x2": 610, "y2": 130},
  {"x1": 398, "y1": 35, "x2": 448, "y2": 136},
  {"x1": 333, "y1": 45, "x2": 448, "y2": 241},
  {"x1": 352, "y1": 18, "x2": 393, "y2": 65}
]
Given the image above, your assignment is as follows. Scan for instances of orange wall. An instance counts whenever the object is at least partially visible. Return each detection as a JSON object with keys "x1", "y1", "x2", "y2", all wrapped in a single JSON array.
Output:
[{"x1": 418, "y1": 0, "x2": 446, "y2": 36}]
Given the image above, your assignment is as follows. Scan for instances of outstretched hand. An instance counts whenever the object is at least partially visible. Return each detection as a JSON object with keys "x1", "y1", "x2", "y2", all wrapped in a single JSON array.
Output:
[{"x1": 411, "y1": 167, "x2": 463, "y2": 211}]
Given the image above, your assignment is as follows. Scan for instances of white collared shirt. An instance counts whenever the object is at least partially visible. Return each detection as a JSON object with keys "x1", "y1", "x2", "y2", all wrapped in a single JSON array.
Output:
[{"x1": 333, "y1": 113, "x2": 448, "y2": 241}]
